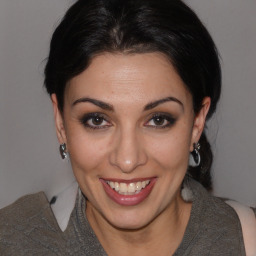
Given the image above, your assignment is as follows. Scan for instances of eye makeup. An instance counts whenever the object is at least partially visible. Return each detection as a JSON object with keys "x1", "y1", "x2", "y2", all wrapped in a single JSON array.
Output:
[
  {"x1": 144, "y1": 112, "x2": 177, "y2": 129},
  {"x1": 79, "y1": 112, "x2": 112, "y2": 130},
  {"x1": 78, "y1": 110, "x2": 177, "y2": 131}
]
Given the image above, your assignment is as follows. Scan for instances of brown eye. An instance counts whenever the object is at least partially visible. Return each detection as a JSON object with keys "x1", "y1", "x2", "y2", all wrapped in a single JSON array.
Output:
[
  {"x1": 80, "y1": 113, "x2": 111, "y2": 130},
  {"x1": 145, "y1": 113, "x2": 176, "y2": 129},
  {"x1": 91, "y1": 116, "x2": 104, "y2": 126},
  {"x1": 152, "y1": 116, "x2": 165, "y2": 126}
]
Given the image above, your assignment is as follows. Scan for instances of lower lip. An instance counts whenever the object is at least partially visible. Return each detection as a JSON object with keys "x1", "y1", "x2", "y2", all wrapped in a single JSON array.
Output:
[{"x1": 100, "y1": 178, "x2": 157, "y2": 206}]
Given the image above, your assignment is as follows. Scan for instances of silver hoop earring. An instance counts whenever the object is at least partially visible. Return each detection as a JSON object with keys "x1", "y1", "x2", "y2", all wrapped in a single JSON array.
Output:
[
  {"x1": 59, "y1": 143, "x2": 68, "y2": 159},
  {"x1": 189, "y1": 142, "x2": 201, "y2": 167}
]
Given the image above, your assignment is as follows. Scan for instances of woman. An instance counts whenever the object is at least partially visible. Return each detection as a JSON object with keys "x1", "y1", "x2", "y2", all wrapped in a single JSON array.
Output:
[{"x1": 0, "y1": 0, "x2": 255, "y2": 255}]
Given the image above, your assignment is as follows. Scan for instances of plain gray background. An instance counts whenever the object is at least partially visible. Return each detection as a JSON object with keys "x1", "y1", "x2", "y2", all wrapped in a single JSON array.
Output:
[{"x1": 0, "y1": 0, "x2": 255, "y2": 209}]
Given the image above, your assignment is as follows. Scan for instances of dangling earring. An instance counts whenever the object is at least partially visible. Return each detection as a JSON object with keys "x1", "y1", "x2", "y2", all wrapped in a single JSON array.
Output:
[
  {"x1": 59, "y1": 143, "x2": 68, "y2": 159},
  {"x1": 189, "y1": 142, "x2": 201, "y2": 167}
]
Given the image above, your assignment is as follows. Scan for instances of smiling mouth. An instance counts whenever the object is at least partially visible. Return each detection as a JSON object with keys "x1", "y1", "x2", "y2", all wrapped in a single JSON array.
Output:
[
  {"x1": 106, "y1": 180, "x2": 150, "y2": 195},
  {"x1": 101, "y1": 178, "x2": 156, "y2": 206}
]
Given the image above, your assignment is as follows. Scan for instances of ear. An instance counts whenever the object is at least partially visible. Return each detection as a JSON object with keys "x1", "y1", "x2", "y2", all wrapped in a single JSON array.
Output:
[
  {"x1": 190, "y1": 97, "x2": 211, "y2": 151},
  {"x1": 51, "y1": 94, "x2": 67, "y2": 144}
]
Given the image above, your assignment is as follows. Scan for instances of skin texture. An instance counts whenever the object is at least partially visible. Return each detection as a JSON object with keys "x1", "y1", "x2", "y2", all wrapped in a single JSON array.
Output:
[{"x1": 52, "y1": 53, "x2": 210, "y2": 255}]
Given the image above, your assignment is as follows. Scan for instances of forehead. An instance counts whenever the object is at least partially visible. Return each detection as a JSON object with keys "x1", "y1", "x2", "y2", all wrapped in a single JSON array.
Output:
[{"x1": 65, "y1": 52, "x2": 192, "y2": 108}]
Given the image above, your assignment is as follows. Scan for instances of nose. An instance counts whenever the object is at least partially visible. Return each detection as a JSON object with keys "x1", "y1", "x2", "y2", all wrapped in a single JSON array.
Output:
[{"x1": 109, "y1": 128, "x2": 147, "y2": 173}]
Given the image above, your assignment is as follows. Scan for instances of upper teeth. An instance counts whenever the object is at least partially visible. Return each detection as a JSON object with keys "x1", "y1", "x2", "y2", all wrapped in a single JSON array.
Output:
[{"x1": 107, "y1": 180, "x2": 150, "y2": 195}]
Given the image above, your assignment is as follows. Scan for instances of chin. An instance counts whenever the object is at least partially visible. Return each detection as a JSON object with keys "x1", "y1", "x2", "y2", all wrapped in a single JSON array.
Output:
[
  {"x1": 102, "y1": 206, "x2": 158, "y2": 230},
  {"x1": 109, "y1": 216, "x2": 151, "y2": 231}
]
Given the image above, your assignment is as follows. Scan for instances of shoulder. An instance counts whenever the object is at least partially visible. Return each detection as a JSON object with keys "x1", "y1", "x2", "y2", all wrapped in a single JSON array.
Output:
[
  {"x1": 0, "y1": 192, "x2": 49, "y2": 219},
  {"x1": 187, "y1": 179, "x2": 246, "y2": 255},
  {"x1": 225, "y1": 200, "x2": 256, "y2": 256},
  {"x1": 0, "y1": 192, "x2": 62, "y2": 255},
  {"x1": 0, "y1": 192, "x2": 55, "y2": 229},
  {"x1": 188, "y1": 178, "x2": 243, "y2": 225},
  {"x1": 202, "y1": 192, "x2": 244, "y2": 237}
]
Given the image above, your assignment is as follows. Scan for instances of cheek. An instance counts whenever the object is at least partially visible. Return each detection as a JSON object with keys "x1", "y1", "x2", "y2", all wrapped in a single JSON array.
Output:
[
  {"x1": 65, "y1": 126, "x2": 111, "y2": 173},
  {"x1": 146, "y1": 127, "x2": 192, "y2": 170}
]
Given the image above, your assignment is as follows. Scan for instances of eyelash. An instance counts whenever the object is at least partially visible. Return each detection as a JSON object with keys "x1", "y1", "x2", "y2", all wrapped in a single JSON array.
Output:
[
  {"x1": 145, "y1": 113, "x2": 176, "y2": 129},
  {"x1": 79, "y1": 112, "x2": 176, "y2": 130},
  {"x1": 79, "y1": 113, "x2": 111, "y2": 130}
]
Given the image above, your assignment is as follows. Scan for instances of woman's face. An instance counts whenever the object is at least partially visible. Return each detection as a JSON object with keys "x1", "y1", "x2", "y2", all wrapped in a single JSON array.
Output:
[{"x1": 52, "y1": 53, "x2": 209, "y2": 230}]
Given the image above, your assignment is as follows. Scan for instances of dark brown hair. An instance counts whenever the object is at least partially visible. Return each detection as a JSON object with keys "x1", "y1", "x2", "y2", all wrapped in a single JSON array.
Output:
[{"x1": 44, "y1": 0, "x2": 221, "y2": 189}]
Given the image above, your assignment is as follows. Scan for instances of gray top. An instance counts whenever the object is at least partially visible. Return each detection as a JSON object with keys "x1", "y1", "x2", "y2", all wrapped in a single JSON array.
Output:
[{"x1": 0, "y1": 179, "x2": 247, "y2": 255}]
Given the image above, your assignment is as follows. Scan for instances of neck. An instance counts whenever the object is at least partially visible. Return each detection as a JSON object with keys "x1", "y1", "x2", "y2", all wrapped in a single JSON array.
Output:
[{"x1": 86, "y1": 194, "x2": 192, "y2": 256}]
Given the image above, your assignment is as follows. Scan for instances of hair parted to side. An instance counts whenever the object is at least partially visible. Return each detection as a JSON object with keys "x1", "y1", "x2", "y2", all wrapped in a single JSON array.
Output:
[{"x1": 44, "y1": 0, "x2": 221, "y2": 190}]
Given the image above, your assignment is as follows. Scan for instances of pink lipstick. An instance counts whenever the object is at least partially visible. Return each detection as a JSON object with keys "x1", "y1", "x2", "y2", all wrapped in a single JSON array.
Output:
[{"x1": 100, "y1": 178, "x2": 157, "y2": 206}]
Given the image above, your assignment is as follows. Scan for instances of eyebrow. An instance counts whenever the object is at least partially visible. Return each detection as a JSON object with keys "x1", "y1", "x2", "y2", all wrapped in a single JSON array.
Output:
[
  {"x1": 72, "y1": 96, "x2": 183, "y2": 112},
  {"x1": 144, "y1": 97, "x2": 184, "y2": 111},
  {"x1": 72, "y1": 97, "x2": 114, "y2": 111}
]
